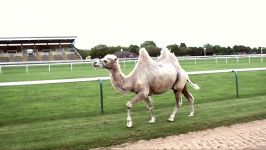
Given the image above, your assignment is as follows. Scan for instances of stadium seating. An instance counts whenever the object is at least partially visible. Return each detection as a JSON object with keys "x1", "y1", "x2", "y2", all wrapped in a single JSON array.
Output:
[
  {"x1": 0, "y1": 52, "x2": 9, "y2": 62},
  {"x1": 0, "y1": 48, "x2": 81, "y2": 62}
]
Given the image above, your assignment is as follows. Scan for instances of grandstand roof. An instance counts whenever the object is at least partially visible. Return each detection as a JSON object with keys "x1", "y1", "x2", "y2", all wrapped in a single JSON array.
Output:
[{"x1": 0, "y1": 36, "x2": 77, "y2": 44}]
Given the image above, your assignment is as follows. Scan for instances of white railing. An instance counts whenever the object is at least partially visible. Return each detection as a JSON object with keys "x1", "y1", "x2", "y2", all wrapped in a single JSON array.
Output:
[
  {"x1": 1, "y1": 67, "x2": 265, "y2": 113},
  {"x1": 1, "y1": 67, "x2": 266, "y2": 87},
  {"x1": 0, "y1": 54, "x2": 265, "y2": 75},
  {"x1": 0, "y1": 59, "x2": 90, "y2": 65},
  {"x1": 187, "y1": 67, "x2": 266, "y2": 75},
  {"x1": 0, "y1": 77, "x2": 110, "y2": 86},
  {"x1": 1, "y1": 54, "x2": 265, "y2": 65}
]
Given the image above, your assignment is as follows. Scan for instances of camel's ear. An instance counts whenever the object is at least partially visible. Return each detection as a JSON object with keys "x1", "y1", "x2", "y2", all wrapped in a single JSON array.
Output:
[{"x1": 114, "y1": 58, "x2": 117, "y2": 61}]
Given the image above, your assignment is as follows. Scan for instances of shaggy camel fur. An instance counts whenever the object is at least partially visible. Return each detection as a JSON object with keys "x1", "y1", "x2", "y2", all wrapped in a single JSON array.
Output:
[{"x1": 93, "y1": 48, "x2": 199, "y2": 128}]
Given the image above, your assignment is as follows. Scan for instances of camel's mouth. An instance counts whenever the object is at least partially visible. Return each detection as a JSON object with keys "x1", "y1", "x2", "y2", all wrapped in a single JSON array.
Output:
[
  {"x1": 93, "y1": 61, "x2": 99, "y2": 67},
  {"x1": 92, "y1": 59, "x2": 103, "y2": 68}
]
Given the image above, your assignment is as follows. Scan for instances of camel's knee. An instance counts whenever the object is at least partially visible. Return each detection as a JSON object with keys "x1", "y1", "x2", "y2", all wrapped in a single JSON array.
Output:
[
  {"x1": 126, "y1": 101, "x2": 133, "y2": 109},
  {"x1": 173, "y1": 84, "x2": 183, "y2": 91}
]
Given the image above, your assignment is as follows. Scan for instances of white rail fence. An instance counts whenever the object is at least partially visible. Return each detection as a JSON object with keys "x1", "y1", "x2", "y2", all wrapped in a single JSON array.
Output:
[
  {"x1": 1, "y1": 67, "x2": 265, "y2": 87},
  {"x1": 0, "y1": 54, "x2": 265, "y2": 74},
  {"x1": 1, "y1": 67, "x2": 266, "y2": 113}
]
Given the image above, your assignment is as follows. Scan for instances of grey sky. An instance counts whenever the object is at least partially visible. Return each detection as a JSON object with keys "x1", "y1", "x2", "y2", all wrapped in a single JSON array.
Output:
[{"x1": 1, "y1": 0, "x2": 266, "y2": 49}]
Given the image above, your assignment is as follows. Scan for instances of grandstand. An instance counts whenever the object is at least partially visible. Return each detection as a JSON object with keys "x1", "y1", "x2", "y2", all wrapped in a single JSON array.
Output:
[{"x1": 0, "y1": 36, "x2": 82, "y2": 62}]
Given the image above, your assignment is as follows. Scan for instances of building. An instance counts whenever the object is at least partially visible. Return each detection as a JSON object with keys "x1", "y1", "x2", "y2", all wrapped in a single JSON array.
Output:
[
  {"x1": 0, "y1": 36, "x2": 82, "y2": 62},
  {"x1": 113, "y1": 51, "x2": 138, "y2": 58}
]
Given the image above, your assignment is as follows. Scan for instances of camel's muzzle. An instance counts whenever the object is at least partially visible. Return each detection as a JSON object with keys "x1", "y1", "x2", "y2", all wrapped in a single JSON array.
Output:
[
  {"x1": 93, "y1": 61, "x2": 98, "y2": 67},
  {"x1": 92, "y1": 59, "x2": 102, "y2": 68}
]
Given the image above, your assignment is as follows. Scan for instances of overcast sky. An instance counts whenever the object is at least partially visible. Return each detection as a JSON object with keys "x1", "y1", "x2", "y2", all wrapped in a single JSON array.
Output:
[{"x1": 1, "y1": 0, "x2": 266, "y2": 49}]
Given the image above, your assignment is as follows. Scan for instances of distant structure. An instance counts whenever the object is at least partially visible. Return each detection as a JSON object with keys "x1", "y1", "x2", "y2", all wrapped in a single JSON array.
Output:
[
  {"x1": 113, "y1": 51, "x2": 138, "y2": 58},
  {"x1": 0, "y1": 36, "x2": 82, "y2": 62}
]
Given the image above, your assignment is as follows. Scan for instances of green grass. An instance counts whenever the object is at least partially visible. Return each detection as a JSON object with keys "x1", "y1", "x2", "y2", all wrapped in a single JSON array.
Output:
[{"x1": 0, "y1": 58, "x2": 266, "y2": 149}]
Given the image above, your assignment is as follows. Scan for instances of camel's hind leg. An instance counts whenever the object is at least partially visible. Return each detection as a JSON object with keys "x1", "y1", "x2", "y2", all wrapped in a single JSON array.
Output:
[
  {"x1": 168, "y1": 89, "x2": 182, "y2": 122},
  {"x1": 144, "y1": 96, "x2": 155, "y2": 123},
  {"x1": 182, "y1": 84, "x2": 195, "y2": 117}
]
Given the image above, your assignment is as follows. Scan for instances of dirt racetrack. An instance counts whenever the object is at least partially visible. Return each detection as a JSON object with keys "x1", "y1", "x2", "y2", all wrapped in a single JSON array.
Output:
[{"x1": 102, "y1": 119, "x2": 266, "y2": 149}]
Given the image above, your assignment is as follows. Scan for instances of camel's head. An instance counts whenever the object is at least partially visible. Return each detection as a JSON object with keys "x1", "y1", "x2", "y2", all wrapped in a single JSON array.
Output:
[{"x1": 93, "y1": 54, "x2": 118, "y2": 70}]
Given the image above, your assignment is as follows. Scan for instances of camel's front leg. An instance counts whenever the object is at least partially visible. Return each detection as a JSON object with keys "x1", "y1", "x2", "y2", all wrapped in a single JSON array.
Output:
[
  {"x1": 126, "y1": 108, "x2": 132, "y2": 127},
  {"x1": 126, "y1": 92, "x2": 147, "y2": 128}
]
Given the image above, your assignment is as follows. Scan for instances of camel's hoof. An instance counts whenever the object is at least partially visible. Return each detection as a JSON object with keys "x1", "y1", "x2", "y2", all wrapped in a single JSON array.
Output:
[
  {"x1": 168, "y1": 118, "x2": 175, "y2": 122},
  {"x1": 126, "y1": 121, "x2": 133, "y2": 128},
  {"x1": 188, "y1": 113, "x2": 194, "y2": 117},
  {"x1": 148, "y1": 118, "x2": 156, "y2": 123}
]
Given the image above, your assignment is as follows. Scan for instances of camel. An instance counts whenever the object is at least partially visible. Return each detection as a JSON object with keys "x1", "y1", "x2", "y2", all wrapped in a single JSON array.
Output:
[{"x1": 93, "y1": 48, "x2": 199, "y2": 128}]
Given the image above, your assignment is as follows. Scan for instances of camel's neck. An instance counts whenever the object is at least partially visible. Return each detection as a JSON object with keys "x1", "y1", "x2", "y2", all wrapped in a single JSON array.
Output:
[{"x1": 108, "y1": 63, "x2": 130, "y2": 93}]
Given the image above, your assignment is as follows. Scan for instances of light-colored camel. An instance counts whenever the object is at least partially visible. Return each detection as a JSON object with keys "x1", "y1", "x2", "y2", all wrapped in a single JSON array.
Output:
[{"x1": 93, "y1": 48, "x2": 199, "y2": 128}]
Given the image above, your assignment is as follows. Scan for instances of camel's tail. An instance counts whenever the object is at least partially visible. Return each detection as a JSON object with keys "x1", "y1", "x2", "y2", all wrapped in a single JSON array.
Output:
[{"x1": 187, "y1": 78, "x2": 200, "y2": 90}]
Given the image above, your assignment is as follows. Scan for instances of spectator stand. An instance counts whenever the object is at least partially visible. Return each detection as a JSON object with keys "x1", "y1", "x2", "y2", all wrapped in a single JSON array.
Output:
[{"x1": 0, "y1": 36, "x2": 82, "y2": 62}]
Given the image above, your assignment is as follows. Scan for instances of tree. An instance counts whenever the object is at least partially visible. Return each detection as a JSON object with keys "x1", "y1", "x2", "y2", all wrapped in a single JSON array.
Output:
[
  {"x1": 187, "y1": 47, "x2": 203, "y2": 56},
  {"x1": 178, "y1": 43, "x2": 188, "y2": 56},
  {"x1": 180, "y1": 43, "x2": 187, "y2": 48},
  {"x1": 251, "y1": 47, "x2": 261, "y2": 54},
  {"x1": 140, "y1": 41, "x2": 160, "y2": 57},
  {"x1": 213, "y1": 45, "x2": 223, "y2": 55},
  {"x1": 108, "y1": 46, "x2": 122, "y2": 54},
  {"x1": 203, "y1": 44, "x2": 214, "y2": 55},
  {"x1": 76, "y1": 49, "x2": 90, "y2": 59},
  {"x1": 140, "y1": 41, "x2": 157, "y2": 48},
  {"x1": 262, "y1": 47, "x2": 266, "y2": 54},
  {"x1": 233, "y1": 45, "x2": 251, "y2": 54},
  {"x1": 90, "y1": 44, "x2": 109, "y2": 59},
  {"x1": 224, "y1": 46, "x2": 233, "y2": 55},
  {"x1": 128, "y1": 45, "x2": 139, "y2": 54},
  {"x1": 167, "y1": 43, "x2": 188, "y2": 56},
  {"x1": 167, "y1": 44, "x2": 179, "y2": 53},
  {"x1": 146, "y1": 47, "x2": 161, "y2": 57}
]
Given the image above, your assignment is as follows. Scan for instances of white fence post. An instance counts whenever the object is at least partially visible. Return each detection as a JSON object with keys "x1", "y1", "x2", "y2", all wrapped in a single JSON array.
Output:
[
  {"x1": 194, "y1": 58, "x2": 197, "y2": 65},
  {"x1": 215, "y1": 58, "x2": 218, "y2": 64},
  {"x1": 237, "y1": 57, "x2": 239, "y2": 63},
  {"x1": 0, "y1": 66, "x2": 2, "y2": 75},
  {"x1": 26, "y1": 65, "x2": 29, "y2": 74},
  {"x1": 249, "y1": 56, "x2": 251, "y2": 63},
  {"x1": 123, "y1": 60, "x2": 126, "y2": 69},
  {"x1": 70, "y1": 63, "x2": 73, "y2": 71},
  {"x1": 226, "y1": 58, "x2": 228, "y2": 64},
  {"x1": 49, "y1": 64, "x2": 51, "y2": 72},
  {"x1": 261, "y1": 56, "x2": 263, "y2": 62}
]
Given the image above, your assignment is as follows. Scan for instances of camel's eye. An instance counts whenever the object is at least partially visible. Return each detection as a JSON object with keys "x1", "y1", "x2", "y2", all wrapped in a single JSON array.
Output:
[{"x1": 103, "y1": 60, "x2": 108, "y2": 63}]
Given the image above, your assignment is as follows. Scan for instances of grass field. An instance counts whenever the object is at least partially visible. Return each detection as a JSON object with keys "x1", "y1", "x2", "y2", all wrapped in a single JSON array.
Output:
[{"x1": 0, "y1": 58, "x2": 266, "y2": 149}]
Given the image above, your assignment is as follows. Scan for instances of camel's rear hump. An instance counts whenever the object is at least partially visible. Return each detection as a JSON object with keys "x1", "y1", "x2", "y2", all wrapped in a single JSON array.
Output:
[{"x1": 157, "y1": 48, "x2": 182, "y2": 69}]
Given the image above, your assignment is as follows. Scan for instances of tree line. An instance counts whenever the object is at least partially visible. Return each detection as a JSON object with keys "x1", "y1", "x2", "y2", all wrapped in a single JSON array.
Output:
[{"x1": 77, "y1": 41, "x2": 266, "y2": 59}]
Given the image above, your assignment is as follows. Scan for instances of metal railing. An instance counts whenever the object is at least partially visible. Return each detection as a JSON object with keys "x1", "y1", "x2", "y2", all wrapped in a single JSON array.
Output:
[
  {"x1": 0, "y1": 54, "x2": 265, "y2": 75},
  {"x1": 1, "y1": 67, "x2": 266, "y2": 113}
]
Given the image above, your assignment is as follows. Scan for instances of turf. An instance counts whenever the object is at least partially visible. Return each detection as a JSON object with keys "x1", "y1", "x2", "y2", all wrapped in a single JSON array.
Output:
[{"x1": 0, "y1": 58, "x2": 266, "y2": 149}]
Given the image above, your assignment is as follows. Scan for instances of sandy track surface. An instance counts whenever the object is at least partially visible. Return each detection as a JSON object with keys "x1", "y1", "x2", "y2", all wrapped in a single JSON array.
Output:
[{"x1": 100, "y1": 119, "x2": 266, "y2": 150}]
